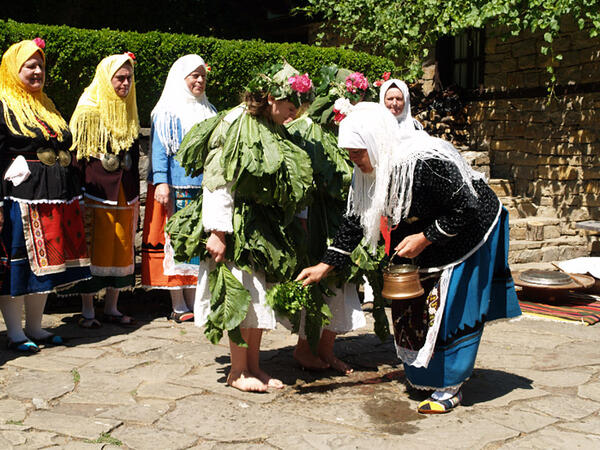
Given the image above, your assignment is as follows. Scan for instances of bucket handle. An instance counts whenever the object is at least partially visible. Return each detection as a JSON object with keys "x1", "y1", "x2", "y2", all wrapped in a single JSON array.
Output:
[{"x1": 386, "y1": 248, "x2": 414, "y2": 270}]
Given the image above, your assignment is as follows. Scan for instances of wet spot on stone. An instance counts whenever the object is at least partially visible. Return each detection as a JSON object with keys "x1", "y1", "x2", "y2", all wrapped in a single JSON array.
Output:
[{"x1": 363, "y1": 395, "x2": 423, "y2": 434}]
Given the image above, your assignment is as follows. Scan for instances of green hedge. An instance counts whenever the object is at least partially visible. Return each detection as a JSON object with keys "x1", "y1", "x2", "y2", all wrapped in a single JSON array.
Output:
[{"x1": 0, "y1": 20, "x2": 395, "y2": 126}]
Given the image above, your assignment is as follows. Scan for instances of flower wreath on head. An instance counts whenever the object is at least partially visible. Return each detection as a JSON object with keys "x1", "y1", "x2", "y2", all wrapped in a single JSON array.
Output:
[
  {"x1": 246, "y1": 61, "x2": 314, "y2": 108},
  {"x1": 307, "y1": 65, "x2": 377, "y2": 126}
]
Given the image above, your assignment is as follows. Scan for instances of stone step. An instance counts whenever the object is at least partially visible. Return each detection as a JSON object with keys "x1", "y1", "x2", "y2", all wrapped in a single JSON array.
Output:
[
  {"x1": 501, "y1": 197, "x2": 539, "y2": 218},
  {"x1": 509, "y1": 261, "x2": 555, "y2": 273},
  {"x1": 509, "y1": 217, "x2": 561, "y2": 228},
  {"x1": 509, "y1": 217, "x2": 562, "y2": 241},
  {"x1": 509, "y1": 236, "x2": 587, "y2": 251},
  {"x1": 489, "y1": 178, "x2": 513, "y2": 197},
  {"x1": 508, "y1": 240, "x2": 591, "y2": 264}
]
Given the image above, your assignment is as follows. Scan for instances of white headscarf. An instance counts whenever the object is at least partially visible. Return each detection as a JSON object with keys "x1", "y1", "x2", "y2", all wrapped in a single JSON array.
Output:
[
  {"x1": 151, "y1": 54, "x2": 216, "y2": 154},
  {"x1": 379, "y1": 78, "x2": 423, "y2": 132},
  {"x1": 338, "y1": 102, "x2": 485, "y2": 251}
]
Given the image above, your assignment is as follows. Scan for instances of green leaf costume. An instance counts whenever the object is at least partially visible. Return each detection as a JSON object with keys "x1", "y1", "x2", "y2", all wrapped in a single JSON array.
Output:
[{"x1": 167, "y1": 105, "x2": 318, "y2": 346}]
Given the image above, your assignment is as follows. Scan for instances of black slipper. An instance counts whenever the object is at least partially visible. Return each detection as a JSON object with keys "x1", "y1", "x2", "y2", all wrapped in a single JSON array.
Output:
[{"x1": 7, "y1": 339, "x2": 40, "y2": 353}]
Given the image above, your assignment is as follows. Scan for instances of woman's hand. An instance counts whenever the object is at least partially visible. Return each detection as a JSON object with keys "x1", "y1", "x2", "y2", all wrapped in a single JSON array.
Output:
[
  {"x1": 295, "y1": 262, "x2": 334, "y2": 287},
  {"x1": 154, "y1": 183, "x2": 171, "y2": 208},
  {"x1": 394, "y1": 232, "x2": 431, "y2": 259},
  {"x1": 206, "y1": 231, "x2": 226, "y2": 263}
]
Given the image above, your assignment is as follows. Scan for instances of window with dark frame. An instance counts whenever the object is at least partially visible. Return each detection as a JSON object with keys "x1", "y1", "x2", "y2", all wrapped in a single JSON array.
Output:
[{"x1": 436, "y1": 29, "x2": 485, "y2": 90}]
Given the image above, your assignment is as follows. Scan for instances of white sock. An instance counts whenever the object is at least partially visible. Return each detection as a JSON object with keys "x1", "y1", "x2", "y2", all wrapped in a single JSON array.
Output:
[
  {"x1": 170, "y1": 290, "x2": 189, "y2": 314},
  {"x1": 81, "y1": 294, "x2": 95, "y2": 319},
  {"x1": 24, "y1": 293, "x2": 52, "y2": 340},
  {"x1": 103, "y1": 288, "x2": 121, "y2": 316},
  {"x1": 0, "y1": 295, "x2": 28, "y2": 342},
  {"x1": 183, "y1": 288, "x2": 195, "y2": 312},
  {"x1": 431, "y1": 385, "x2": 461, "y2": 401}
]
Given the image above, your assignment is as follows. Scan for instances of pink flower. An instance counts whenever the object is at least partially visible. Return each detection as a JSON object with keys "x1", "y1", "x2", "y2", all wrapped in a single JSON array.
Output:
[
  {"x1": 382, "y1": 71, "x2": 391, "y2": 81},
  {"x1": 206, "y1": 65, "x2": 211, "y2": 72},
  {"x1": 345, "y1": 72, "x2": 369, "y2": 93},
  {"x1": 288, "y1": 73, "x2": 313, "y2": 93},
  {"x1": 374, "y1": 80, "x2": 383, "y2": 87},
  {"x1": 33, "y1": 37, "x2": 45, "y2": 49},
  {"x1": 125, "y1": 52, "x2": 136, "y2": 61}
]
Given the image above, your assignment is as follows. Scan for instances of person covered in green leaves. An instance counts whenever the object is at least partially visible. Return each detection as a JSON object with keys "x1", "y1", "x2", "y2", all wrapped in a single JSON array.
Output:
[
  {"x1": 285, "y1": 66, "x2": 379, "y2": 373},
  {"x1": 167, "y1": 62, "x2": 315, "y2": 392}
]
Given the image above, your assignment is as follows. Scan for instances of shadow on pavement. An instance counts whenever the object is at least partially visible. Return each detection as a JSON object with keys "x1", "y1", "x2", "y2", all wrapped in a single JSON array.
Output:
[
  {"x1": 461, "y1": 367, "x2": 534, "y2": 406},
  {"x1": 0, "y1": 288, "x2": 172, "y2": 367}
]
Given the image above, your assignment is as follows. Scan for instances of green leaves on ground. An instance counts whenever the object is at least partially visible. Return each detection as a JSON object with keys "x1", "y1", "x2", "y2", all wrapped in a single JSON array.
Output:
[{"x1": 267, "y1": 281, "x2": 332, "y2": 353}]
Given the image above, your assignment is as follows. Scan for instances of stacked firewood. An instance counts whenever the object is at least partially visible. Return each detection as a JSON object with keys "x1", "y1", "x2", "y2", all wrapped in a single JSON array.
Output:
[{"x1": 409, "y1": 83, "x2": 471, "y2": 147}]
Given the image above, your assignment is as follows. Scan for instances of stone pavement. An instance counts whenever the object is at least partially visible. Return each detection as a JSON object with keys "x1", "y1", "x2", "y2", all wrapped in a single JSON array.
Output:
[{"x1": 1, "y1": 296, "x2": 600, "y2": 449}]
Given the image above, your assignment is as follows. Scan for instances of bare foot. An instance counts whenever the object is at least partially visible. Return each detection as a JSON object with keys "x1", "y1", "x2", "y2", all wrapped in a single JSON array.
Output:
[
  {"x1": 252, "y1": 368, "x2": 285, "y2": 390},
  {"x1": 320, "y1": 354, "x2": 353, "y2": 375},
  {"x1": 293, "y1": 348, "x2": 330, "y2": 370},
  {"x1": 227, "y1": 370, "x2": 267, "y2": 392}
]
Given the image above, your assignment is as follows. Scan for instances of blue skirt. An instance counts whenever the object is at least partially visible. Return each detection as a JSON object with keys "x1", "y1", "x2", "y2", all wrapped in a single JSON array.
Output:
[
  {"x1": 399, "y1": 207, "x2": 521, "y2": 389},
  {"x1": 0, "y1": 199, "x2": 91, "y2": 297}
]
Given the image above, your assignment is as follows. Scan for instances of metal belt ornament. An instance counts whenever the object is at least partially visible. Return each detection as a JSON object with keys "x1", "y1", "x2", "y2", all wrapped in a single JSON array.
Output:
[
  {"x1": 100, "y1": 152, "x2": 132, "y2": 172},
  {"x1": 36, "y1": 148, "x2": 72, "y2": 167}
]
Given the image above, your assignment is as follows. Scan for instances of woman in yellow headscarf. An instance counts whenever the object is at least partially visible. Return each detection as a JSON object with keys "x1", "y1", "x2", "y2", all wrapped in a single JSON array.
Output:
[
  {"x1": 70, "y1": 53, "x2": 140, "y2": 327},
  {"x1": 0, "y1": 38, "x2": 91, "y2": 352}
]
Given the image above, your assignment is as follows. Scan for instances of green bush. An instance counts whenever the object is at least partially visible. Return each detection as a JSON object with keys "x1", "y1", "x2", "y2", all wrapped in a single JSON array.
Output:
[{"x1": 0, "y1": 20, "x2": 395, "y2": 126}]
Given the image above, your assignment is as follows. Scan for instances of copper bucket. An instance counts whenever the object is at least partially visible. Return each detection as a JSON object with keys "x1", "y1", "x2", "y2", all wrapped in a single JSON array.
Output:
[{"x1": 381, "y1": 263, "x2": 424, "y2": 300}]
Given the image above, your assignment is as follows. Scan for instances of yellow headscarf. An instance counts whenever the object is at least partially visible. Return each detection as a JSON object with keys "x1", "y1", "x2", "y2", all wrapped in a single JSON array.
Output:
[
  {"x1": 70, "y1": 53, "x2": 140, "y2": 159},
  {"x1": 0, "y1": 39, "x2": 69, "y2": 141}
]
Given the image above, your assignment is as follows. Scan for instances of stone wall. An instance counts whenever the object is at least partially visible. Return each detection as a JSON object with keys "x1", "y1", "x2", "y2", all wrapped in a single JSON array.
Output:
[{"x1": 466, "y1": 17, "x2": 600, "y2": 264}]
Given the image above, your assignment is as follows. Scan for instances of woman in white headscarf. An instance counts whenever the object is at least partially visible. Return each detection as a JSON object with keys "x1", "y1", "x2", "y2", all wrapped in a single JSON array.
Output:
[
  {"x1": 379, "y1": 79, "x2": 423, "y2": 132},
  {"x1": 141, "y1": 55, "x2": 216, "y2": 322},
  {"x1": 297, "y1": 102, "x2": 520, "y2": 414},
  {"x1": 377, "y1": 79, "x2": 422, "y2": 256}
]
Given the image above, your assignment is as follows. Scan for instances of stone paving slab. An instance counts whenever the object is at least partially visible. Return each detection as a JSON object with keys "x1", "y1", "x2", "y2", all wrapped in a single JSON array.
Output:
[
  {"x1": 97, "y1": 399, "x2": 170, "y2": 424},
  {"x1": 2, "y1": 304, "x2": 600, "y2": 448},
  {"x1": 515, "y1": 369, "x2": 592, "y2": 387},
  {"x1": 500, "y1": 426, "x2": 600, "y2": 448},
  {"x1": 578, "y1": 381, "x2": 600, "y2": 401},
  {"x1": 5, "y1": 354, "x2": 90, "y2": 372},
  {"x1": 24, "y1": 411, "x2": 122, "y2": 440},
  {"x1": 0, "y1": 398, "x2": 27, "y2": 422},
  {"x1": 522, "y1": 393, "x2": 600, "y2": 421},
  {"x1": 112, "y1": 426, "x2": 199, "y2": 450},
  {"x1": 6, "y1": 370, "x2": 75, "y2": 401},
  {"x1": 483, "y1": 407, "x2": 558, "y2": 433},
  {"x1": 3, "y1": 429, "x2": 58, "y2": 448},
  {"x1": 136, "y1": 381, "x2": 204, "y2": 400},
  {"x1": 556, "y1": 413, "x2": 600, "y2": 435}
]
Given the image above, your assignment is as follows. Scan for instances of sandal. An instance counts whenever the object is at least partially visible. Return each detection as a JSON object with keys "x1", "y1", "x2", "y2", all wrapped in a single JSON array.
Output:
[
  {"x1": 78, "y1": 316, "x2": 102, "y2": 329},
  {"x1": 7, "y1": 339, "x2": 40, "y2": 354},
  {"x1": 169, "y1": 311, "x2": 194, "y2": 323},
  {"x1": 417, "y1": 391, "x2": 462, "y2": 414},
  {"x1": 102, "y1": 313, "x2": 136, "y2": 327}
]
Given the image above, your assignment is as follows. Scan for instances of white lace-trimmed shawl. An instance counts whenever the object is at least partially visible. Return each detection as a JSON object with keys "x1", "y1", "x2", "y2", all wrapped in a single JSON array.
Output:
[
  {"x1": 151, "y1": 54, "x2": 216, "y2": 155},
  {"x1": 338, "y1": 102, "x2": 486, "y2": 251},
  {"x1": 379, "y1": 78, "x2": 423, "y2": 132}
]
